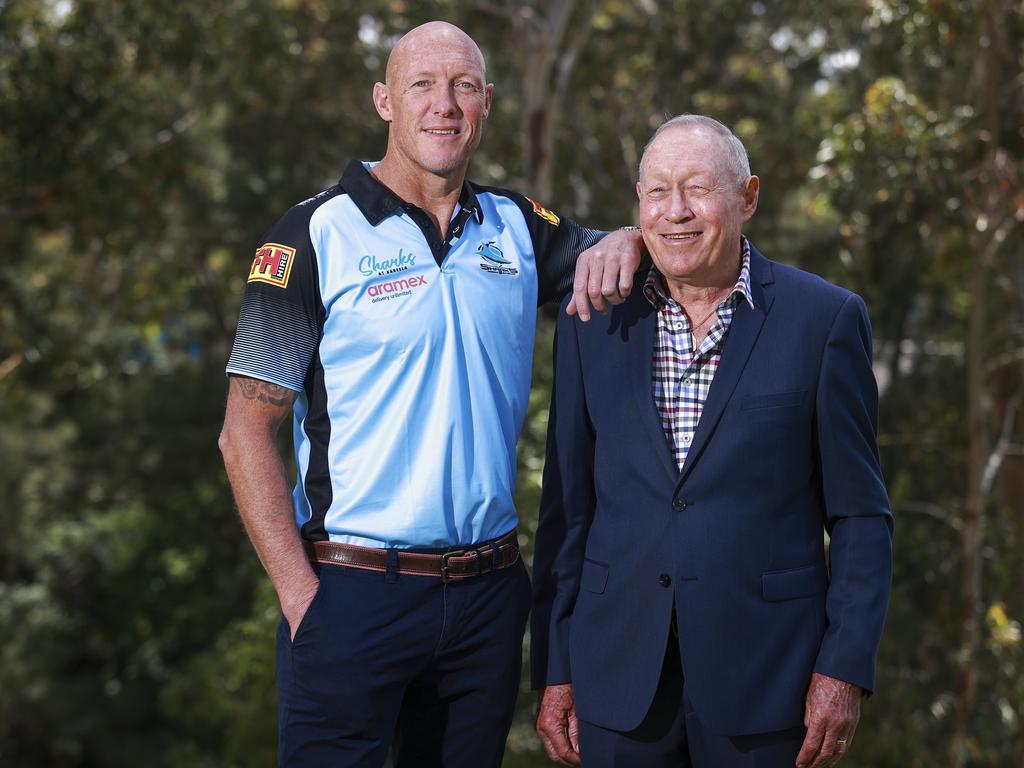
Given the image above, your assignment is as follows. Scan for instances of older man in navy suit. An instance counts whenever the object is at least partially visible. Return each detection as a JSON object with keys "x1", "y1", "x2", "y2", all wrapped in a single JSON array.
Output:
[{"x1": 531, "y1": 115, "x2": 893, "y2": 768}]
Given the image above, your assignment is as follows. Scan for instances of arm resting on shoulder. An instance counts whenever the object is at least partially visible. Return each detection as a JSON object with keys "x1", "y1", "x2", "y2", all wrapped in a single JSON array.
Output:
[
  {"x1": 218, "y1": 374, "x2": 318, "y2": 639},
  {"x1": 567, "y1": 227, "x2": 645, "y2": 321}
]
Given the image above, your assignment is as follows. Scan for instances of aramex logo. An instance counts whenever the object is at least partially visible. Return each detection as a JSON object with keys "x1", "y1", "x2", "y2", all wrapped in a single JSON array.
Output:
[{"x1": 367, "y1": 275, "x2": 427, "y2": 300}]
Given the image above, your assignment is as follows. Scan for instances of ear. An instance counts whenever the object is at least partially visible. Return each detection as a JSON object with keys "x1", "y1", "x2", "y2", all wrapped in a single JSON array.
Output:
[
  {"x1": 483, "y1": 82, "x2": 494, "y2": 119},
  {"x1": 372, "y1": 82, "x2": 392, "y2": 122},
  {"x1": 636, "y1": 181, "x2": 642, "y2": 201},
  {"x1": 740, "y1": 175, "x2": 759, "y2": 222}
]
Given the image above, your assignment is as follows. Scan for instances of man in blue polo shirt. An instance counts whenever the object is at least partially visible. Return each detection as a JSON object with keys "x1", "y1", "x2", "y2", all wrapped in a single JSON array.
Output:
[{"x1": 218, "y1": 20, "x2": 642, "y2": 767}]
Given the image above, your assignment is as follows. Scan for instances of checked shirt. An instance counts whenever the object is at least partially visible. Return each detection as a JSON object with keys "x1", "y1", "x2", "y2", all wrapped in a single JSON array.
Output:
[{"x1": 644, "y1": 238, "x2": 754, "y2": 470}]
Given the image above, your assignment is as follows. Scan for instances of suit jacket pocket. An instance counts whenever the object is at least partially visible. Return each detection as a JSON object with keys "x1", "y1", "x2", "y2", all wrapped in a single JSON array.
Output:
[
  {"x1": 741, "y1": 390, "x2": 807, "y2": 411},
  {"x1": 761, "y1": 562, "x2": 828, "y2": 601},
  {"x1": 580, "y1": 558, "x2": 609, "y2": 594}
]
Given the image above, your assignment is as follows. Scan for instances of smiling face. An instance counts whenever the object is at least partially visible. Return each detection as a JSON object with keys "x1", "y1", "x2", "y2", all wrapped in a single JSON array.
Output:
[
  {"x1": 373, "y1": 23, "x2": 493, "y2": 182},
  {"x1": 637, "y1": 124, "x2": 759, "y2": 292}
]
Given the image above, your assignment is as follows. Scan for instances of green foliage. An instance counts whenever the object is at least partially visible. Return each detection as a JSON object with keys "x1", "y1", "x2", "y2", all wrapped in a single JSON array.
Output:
[{"x1": 1, "y1": 1, "x2": 1022, "y2": 766}]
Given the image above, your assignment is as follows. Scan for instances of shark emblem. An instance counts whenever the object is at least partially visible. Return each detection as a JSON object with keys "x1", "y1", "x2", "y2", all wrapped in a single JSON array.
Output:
[{"x1": 477, "y1": 240, "x2": 511, "y2": 265}]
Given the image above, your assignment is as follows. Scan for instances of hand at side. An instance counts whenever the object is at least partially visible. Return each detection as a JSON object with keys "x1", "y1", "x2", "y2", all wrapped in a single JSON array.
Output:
[
  {"x1": 796, "y1": 672, "x2": 861, "y2": 768},
  {"x1": 536, "y1": 683, "x2": 581, "y2": 766}
]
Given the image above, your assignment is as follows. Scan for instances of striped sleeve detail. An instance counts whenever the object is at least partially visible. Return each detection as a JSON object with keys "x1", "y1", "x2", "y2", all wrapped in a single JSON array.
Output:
[
  {"x1": 539, "y1": 220, "x2": 606, "y2": 304},
  {"x1": 226, "y1": 289, "x2": 319, "y2": 392},
  {"x1": 225, "y1": 193, "x2": 332, "y2": 393}
]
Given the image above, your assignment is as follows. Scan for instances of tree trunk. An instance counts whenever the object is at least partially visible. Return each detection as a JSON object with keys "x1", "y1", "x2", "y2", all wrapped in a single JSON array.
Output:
[
  {"x1": 951, "y1": 229, "x2": 988, "y2": 768},
  {"x1": 516, "y1": 0, "x2": 597, "y2": 201},
  {"x1": 949, "y1": 1, "x2": 1015, "y2": 764}
]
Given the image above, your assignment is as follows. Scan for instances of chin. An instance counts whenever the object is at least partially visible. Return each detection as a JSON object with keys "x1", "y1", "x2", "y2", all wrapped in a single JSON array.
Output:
[{"x1": 423, "y1": 157, "x2": 469, "y2": 177}]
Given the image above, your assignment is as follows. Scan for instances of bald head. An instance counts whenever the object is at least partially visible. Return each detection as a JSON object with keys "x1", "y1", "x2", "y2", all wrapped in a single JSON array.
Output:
[{"x1": 386, "y1": 22, "x2": 486, "y2": 87}]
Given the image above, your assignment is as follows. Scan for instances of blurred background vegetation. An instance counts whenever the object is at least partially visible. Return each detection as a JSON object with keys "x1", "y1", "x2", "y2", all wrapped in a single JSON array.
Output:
[{"x1": 1, "y1": 0, "x2": 1022, "y2": 765}]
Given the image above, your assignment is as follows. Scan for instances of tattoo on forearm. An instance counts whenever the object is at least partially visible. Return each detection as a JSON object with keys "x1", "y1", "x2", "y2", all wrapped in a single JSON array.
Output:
[{"x1": 233, "y1": 377, "x2": 293, "y2": 407}]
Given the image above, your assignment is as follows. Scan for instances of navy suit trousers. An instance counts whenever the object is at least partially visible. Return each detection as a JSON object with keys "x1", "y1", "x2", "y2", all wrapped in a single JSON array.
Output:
[
  {"x1": 579, "y1": 634, "x2": 806, "y2": 768},
  {"x1": 275, "y1": 550, "x2": 531, "y2": 767}
]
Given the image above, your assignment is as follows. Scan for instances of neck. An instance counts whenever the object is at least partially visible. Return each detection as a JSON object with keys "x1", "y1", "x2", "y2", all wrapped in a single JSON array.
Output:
[
  {"x1": 663, "y1": 265, "x2": 740, "y2": 307},
  {"x1": 664, "y1": 282, "x2": 731, "y2": 307},
  {"x1": 372, "y1": 153, "x2": 466, "y2": 236}
]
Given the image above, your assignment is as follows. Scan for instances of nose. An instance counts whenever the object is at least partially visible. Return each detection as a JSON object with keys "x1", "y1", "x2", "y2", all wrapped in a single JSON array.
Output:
[
  {"x1": 433, "y1": 84, "x2": 460, "y2": 117},
  {"x1": 665, "y1": 187, "x2": 694, "y2": 222}
]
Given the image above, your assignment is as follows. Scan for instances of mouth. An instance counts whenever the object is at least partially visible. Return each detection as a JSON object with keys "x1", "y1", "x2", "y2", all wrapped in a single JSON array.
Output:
[
  {"x1": 423, "y1": 128, "x2": 460, "y2": 136},
  {"x1": 662, "y1": 231, "x2": 702, "y2": 241}
]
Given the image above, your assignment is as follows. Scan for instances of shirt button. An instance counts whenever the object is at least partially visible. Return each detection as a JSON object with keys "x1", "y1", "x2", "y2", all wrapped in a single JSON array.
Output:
[
  {"x1": 683, "y1": 378, "x2": 692, "y2": 386},
  {"x1": 672, "y1": 499, "x2": 687, "y2": 512},
  {"x1": 659, "y1": 573, "x2": 672, "y2": 587},
  {"x1": 674, "y1": 321, "x2": 683, "y2": 329},
  {"x1": 683, "y1": 435, "x2": 692, "y2": 444}
]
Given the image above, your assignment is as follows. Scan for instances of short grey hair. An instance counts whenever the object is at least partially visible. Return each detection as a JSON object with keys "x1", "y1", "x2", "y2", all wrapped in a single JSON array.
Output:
[{"x1": 638, "y1": 114, "x2": 751, "y2": 183}]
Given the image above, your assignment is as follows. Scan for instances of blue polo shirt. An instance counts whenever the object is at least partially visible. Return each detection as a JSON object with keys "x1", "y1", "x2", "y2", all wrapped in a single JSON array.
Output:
[{"x1": 226, "y1": 160, "x2": 602, "y2": 548}]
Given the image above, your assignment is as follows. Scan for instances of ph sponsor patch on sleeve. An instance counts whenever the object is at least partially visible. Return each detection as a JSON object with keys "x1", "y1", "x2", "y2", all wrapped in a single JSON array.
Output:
[{"x1": 248, "y1": 243, "x2": 296, "y2": 288}]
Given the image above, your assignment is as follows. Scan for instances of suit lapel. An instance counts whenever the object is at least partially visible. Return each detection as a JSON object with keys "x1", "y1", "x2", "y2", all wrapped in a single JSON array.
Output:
[
  {"x1": 678, "y1": 246, "x2": 776, "y2": 484},
  {"x1": 629, "y1": 298, "x2": 681, "y2": 484}
]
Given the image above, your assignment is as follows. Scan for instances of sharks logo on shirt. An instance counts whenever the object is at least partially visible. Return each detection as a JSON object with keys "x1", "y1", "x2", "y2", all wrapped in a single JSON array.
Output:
[{"x1": 478, "y1": 241, "x2": 518, "y2": 275}]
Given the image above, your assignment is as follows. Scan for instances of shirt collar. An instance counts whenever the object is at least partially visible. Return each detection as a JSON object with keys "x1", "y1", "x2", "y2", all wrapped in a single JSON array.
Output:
[
  {"x1": 340, "y1": 160, "x2": 484, "y2": 226},
  {"x1": 643, "y1": 236, "x2": 755, "y2": 311}
]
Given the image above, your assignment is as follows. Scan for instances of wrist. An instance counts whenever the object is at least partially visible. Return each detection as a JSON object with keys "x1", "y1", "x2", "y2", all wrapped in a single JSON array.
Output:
[{"x1": 280, "y1": 574, "x2": 319, "y2": 617}]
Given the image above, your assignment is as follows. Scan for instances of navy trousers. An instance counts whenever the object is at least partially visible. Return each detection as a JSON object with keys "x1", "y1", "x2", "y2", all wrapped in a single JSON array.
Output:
[
  {"x1": 276, "y1": 548, "x2": 532, "y2": 767},
  {"x1": 579, "y1": 635, "x2": 806, "y2": 768}
]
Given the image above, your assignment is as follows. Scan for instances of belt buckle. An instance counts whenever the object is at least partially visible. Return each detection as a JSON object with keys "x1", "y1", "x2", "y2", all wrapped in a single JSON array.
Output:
[
  {"x1": 440, "y1": 549, "x2": 464, "y2": 582},
  {"x1": 440, "y1": 549, "x2": 482, "y2": 582}
]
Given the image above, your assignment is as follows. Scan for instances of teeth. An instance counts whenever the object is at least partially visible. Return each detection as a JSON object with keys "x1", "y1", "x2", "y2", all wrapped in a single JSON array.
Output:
[
  {"x1": 665, "y1": 233, "x2": 700, "y2": 239},
  {"x1": 426, "y1": 129, "x2": 457, "y2": 134}
]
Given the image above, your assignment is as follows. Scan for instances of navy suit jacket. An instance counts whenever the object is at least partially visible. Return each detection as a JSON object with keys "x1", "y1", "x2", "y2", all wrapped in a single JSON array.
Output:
[{"x1": 531, "y1": 243, "x2": 893, "y2": 736}]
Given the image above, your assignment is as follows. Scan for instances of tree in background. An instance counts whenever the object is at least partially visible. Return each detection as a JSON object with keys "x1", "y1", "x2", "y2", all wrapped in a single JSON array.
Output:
[{"x1": 1, "y1": 1, "x2": 1021, "y2": 766}]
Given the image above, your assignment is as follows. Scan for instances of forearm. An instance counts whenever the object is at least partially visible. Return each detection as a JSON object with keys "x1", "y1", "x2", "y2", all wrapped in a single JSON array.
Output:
[
  {"x1": 814, "y1": 515, "x2": 893, "y2": 692},
  {"x1": 222, "y1": 431, "x2": 317, "y2": 612},
  {"x1": 219, "y1": 377, "x2": 317, "y2": 619}
]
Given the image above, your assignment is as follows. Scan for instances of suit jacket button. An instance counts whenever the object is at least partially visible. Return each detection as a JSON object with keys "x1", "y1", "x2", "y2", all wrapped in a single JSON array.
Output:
[
  {"x1": 659, "y1": 573, "x2": 672, "y2": 587},
  {"x1": 672, "y1": 499, "x2": 687, "y2": 512}
]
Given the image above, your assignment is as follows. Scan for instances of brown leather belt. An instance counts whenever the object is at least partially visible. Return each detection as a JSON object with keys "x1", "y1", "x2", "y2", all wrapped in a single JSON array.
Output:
[{"x1": 305, "y1": 529, "x2": 520, "y2": 582}]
